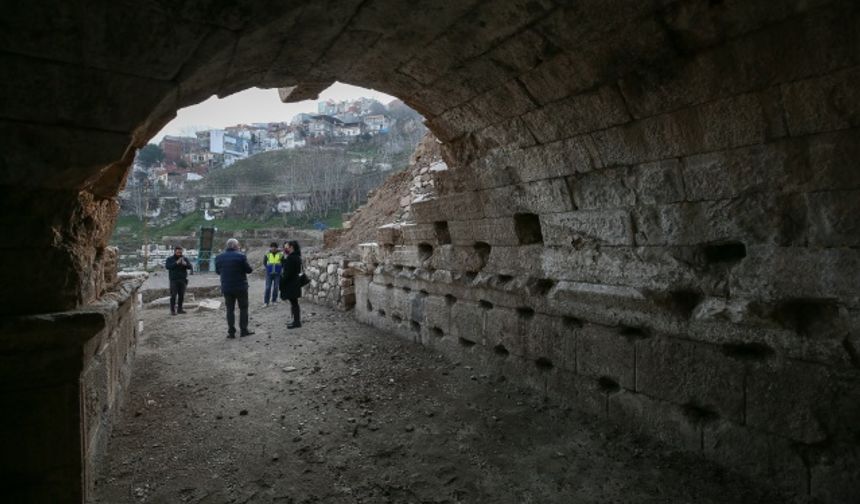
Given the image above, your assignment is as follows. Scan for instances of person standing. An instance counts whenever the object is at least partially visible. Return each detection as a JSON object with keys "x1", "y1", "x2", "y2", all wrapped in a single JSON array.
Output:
[
  {"x1": 262, "y1": 242, "x2": 283, "y2": 307},
  {"x1": 279, "y1": 240, "x2": 303, "y2": 329},
  {"x1": 165, "y1": 245, "x2": 192, "y2": 315},
  {"x1": 214, "y1": 238, "x2": 254, "y2": 338}
]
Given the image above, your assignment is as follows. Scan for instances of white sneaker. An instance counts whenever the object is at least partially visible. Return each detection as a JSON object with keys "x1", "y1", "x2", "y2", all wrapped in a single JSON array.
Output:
[{"x1": 262, "y1": 303, "x2": 269, "y2": 308}]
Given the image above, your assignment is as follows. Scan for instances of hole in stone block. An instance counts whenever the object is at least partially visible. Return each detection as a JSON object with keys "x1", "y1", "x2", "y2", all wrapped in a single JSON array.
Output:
[
  {"x1": 419, "y1": 289, "x2": 429, "y2": 297},
  {"x1": 431, "y1": 327, "x2": 444, "y2": 338},
  {"x1": 391, "y1": 314, "x2": 403, "y2": 323},
  {"x1": 619, "y1": 326, "x2": 650, "y2": 339},
  {"x1": 434, "y1": 221, "x2": 451, "y2": 245},
  {"x1": 377, "y1": 309, "x2": 386, "y2": 317},
  {"x1": 463, "y1": 271, "x2": 478, "y2": 283},
  {"x1": 772, "y1": 298, "x2": 840, "y2": 337},
  {"x1": 721, "y1": 342, "x2": 774, "y2": 361},
  {"x1": 366, "y1": 300, "x2": 373, "y2": 312},
  {"x1": 473, "y1": 242, "x2": 491, "y2": 270},
  {"x1": 563, "y1": 316, "x2": 584, "y2": 329},
  {"x1": 494, "y1": 344, "x2": 510, "y2": 356},
  {"x1": 459, "y1": 337, "x2": 476, "y2": 347},
  {"x1": 529, "y1": 278, "x2": 556, "y2": 296},
  {"x1": 668, "y1": 289, "x2": 703, "y2": 319},
  {"x1": 514, "y1": 213, "x2": 543, "y2": 245},
  {"x1": 682, "y1": 402, "x2": 720, "y2": 425},
  {"x1": 394, "y1": 265, "x2": 404, "y2": 272},
  {"x1": 406, "y1": 266, "x2": 417, "y2": 273},
  {"x1": 402, "y1": 286, "x2": 411, "y2": 293},
  {"x1": 479, "y1": 300, "x2": 494, "y2": 310},
  {"x1": 411, "y1": 321, "x2": 421, "y2": 333},
  {"x1": 418, "y1": 242, "x2": 433, "y2": 262},
  {"x1": 383, "y1": 244, "x2": 395, "y2": 255},
  {"x1": 517, "y1": 307, "x2": 535, "y2": 320},
  {"x1": 598, "y1": 376, "x2": 620, "y2": 393},
  {"x1": 535, "y1": 357, "x2": 554, "y2": 371},
  {"x1": 385, "y1": 283, "x2": 394, "y2": 289},
  {"x1": 703, "y1": 241, "x2": 746, "y2": 264},
  {"x1": 496, "y1": 274, "x2": 514, "y2": 285},
  {"x1": 445, "y1": 294, "x2": 457, "y2": 306}
]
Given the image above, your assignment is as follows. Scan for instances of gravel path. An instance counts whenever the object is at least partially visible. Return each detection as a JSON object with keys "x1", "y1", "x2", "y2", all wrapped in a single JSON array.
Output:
[{"x1": 91, "y1": 279, "x2": 782, "y2": 504}]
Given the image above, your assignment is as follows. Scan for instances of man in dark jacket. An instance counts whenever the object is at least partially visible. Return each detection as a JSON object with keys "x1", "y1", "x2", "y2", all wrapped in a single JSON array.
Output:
[
  {"x1": 279, "y1": 240, "x2": 303, "y2": 329},
  {"x1": 214, "y1": 238, "x2": 254, "y2": 338},
  {"x1": 165, "y1": 246, "x2": 193, "y2": 315}
]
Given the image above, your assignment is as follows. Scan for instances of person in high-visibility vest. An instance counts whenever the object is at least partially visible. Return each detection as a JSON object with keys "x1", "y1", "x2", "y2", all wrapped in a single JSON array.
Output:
[{"x1": 263, "y1": 241, "x2": 283, "y2": 306}]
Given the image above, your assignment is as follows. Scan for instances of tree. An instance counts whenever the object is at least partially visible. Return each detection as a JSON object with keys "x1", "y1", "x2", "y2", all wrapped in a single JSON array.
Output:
[{"x1": 137, "y1": 144, "x2": 164, "y2": 168}]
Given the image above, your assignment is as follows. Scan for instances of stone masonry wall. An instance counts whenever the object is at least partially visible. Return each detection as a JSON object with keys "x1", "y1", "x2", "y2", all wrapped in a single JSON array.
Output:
[
  {"x1": 349, "y1": 3, "x2": 860, "y2": 502},
  {"x1": 302, "y1": 255, "x2": 358, "y2": 311},
  {"x1": 0, "y1": 271, "x2": 146, "y2": 502}
]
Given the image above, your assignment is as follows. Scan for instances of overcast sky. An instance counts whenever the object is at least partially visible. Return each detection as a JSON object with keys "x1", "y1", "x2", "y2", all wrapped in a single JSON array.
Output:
[{"x1": 152, "y1": 82, "x2": 398, "y2": 142}]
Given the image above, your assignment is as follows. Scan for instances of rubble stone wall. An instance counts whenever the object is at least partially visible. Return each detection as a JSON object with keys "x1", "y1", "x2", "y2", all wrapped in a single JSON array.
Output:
[{"x1": 302, "y1": 255, "x2": 357, "y2": 310}]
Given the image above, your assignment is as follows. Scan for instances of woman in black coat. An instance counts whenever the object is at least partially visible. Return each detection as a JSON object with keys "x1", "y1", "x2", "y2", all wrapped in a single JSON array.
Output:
[{"x1": 279, "y1": 240, "x2": 303, "y2": 328}]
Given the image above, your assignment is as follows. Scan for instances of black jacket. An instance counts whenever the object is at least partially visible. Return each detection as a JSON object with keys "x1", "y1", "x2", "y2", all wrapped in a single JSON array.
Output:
[
  {"x1": 214, "y1": 249, "x2": 253, "y2": 294},
  {"x1": 279, "y1": 252, "x2": 303, "y2": 300},
  {"x1": 165, "y1": 255, "x2": 193, "y2": 282}
]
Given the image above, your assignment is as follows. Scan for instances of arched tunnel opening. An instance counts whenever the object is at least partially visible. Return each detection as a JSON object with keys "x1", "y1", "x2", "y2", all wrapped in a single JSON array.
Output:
[{"x1": 1, "y1": 1, "x2": 859, "y2": 502}]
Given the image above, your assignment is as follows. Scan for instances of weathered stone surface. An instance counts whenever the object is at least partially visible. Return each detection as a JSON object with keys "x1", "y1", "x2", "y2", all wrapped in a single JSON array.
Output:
[
  {"x1": 576, "y1": 325, "x2": 636, "y2": 390},
  {"x1": 608, "y1": 391, "x2": 702, "y2": 452},
  {"x1": 479, "y1": 178, "x2": 573, "y2": 218},
  {"x1": 636, "y1": 337, "x2": 745, "y2": 422},
  {"x1": 541, "y1": 210, "x2": 634, "y2": 247}
]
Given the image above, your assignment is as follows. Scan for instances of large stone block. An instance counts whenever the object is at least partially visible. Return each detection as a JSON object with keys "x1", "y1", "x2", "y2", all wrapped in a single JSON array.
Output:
[
  {"x1": 805, "y1": 190, "x2": 860, "y2": 247},
  {"x1": 631, "y1": 159, "x2": 685, "y2": 205},
  {"x1": 731, "y1": 245, "x2": 860, "y2": 301},
  {"x1": 576, "y1": 324, "x2": 636, "y2": 390},
  {"x1": 522, "y1": 313, "x2": 577, "y2": 372},
  {"x1": 636, "y1": 337, "x2": 745, "y2": 422},
  {"x1": 447, "y1": 218, "x2": 520, "y2": 246},
  {"x1": 567, "y1": 167, "x2": 635, "y2": 210},
  {"x1": 681, "y1": 141, "x2": 800, "y2": 201},
  {"x1": 591, "y1": 92, "x2": 772, "y2": 166},
  {"x1": 632, "y1": 194, "x2": 805, "y2": 247},
  {"x1": 482, "y1": 304, "x2": 522, "y2": 354},
  {"x1": 412, "y1": 192, "x2": 484, "y2": 223},
  {"x1": 479, "y1": 178, "x2": 573, "y2": 218},
  {"x1": 522, "y1": 85, "x2": 631, "y2": 143},
  {"x1": 449, "y1": 300, "x2": 484, "y2": 345},
  {"x1": 540, "y1": 210, "x2": 634, "y2": 247},
  {"x1": 782, "y1": 66, "x2": 860, "y2": 136}
]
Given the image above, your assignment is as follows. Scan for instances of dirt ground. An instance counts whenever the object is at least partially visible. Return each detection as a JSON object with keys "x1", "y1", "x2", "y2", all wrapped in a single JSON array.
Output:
[{"x1": 91, "y1": 277, "x2": 783, "y2": 504}]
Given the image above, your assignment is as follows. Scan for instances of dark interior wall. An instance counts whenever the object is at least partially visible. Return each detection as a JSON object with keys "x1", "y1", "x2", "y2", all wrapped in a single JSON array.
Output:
[{"x1": 0, "y1": 0, "x2": 857, "y2": 502}]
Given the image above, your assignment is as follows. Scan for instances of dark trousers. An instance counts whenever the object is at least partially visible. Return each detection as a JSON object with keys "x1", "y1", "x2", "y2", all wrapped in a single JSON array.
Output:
[
  {"x1": 169, "y1": 279, "x2": 187, "y2": 311},
  {"x1": 288, "y1": 298, "x2": 300, "y2": 324},
  {"x1": 224, "y1": 290, "x2": 249, "y2": 334}
]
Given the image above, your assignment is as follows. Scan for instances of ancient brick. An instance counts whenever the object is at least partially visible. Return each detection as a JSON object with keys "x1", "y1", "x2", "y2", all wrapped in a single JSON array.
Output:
[
  {"x1": 545, "y1": 370, "x2": 607, "y2": 416},
  {"x1": 482, "y1": 305, "x2": 523, "y2": 355},
  {"x1": 449, "y1": 301, "x2": 484, "y2": 344}
]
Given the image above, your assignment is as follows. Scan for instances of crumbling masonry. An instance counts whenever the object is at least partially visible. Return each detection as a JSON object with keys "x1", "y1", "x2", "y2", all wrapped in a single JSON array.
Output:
[{"x1": 0, "y1": 1, "x2": 858, "y2": 502}]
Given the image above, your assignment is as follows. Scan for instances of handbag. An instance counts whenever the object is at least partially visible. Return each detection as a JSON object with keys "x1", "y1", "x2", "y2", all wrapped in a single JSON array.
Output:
[{"x1": 299, "y1": 260, "x2": 310, "y2": 287}]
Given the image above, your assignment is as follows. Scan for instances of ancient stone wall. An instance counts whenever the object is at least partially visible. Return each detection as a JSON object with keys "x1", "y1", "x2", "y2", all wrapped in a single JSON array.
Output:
[
  {"x1": 348, "y1": 2, "x2": 860, "y2": 501},
  {"x1": 0, "y1": 271, "x2": 146, "y2": 502}
]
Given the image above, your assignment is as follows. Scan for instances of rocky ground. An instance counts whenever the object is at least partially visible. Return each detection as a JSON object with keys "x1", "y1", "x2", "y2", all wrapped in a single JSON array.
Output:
[{"x1": 91, "y1": 278, "x2": 783, "y2": 504}]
